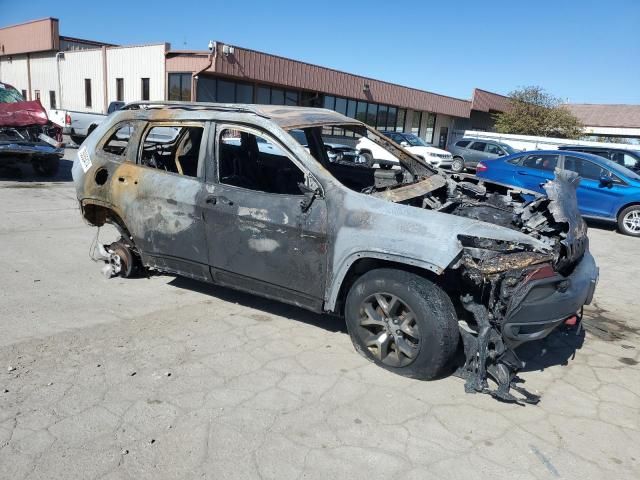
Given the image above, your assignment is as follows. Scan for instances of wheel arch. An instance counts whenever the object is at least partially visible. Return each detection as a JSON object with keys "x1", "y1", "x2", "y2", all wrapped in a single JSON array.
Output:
[
  {"x1": 325, "y1": 253, "x2": 444, "y2": 315},
  {"x1": 80, "y1": 200, "x2": 133, "y2": 240},
  {"x1": 616, "y1": 201, "x2": 640, "y2": 220}
]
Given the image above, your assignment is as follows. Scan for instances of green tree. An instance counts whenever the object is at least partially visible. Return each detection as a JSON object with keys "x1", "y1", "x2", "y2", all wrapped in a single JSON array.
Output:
[{"x1": 494, "y1": 86, "x2": 583, "y2": 139}]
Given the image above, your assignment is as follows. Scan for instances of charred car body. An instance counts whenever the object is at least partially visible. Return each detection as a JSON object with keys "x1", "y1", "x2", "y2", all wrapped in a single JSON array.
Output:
[
  {"x1": 0, "y1": 82, "x2": 64, "y2": 176},
  {"x1": 72, "y1": 102, "x2": 599, "y2": 403}
]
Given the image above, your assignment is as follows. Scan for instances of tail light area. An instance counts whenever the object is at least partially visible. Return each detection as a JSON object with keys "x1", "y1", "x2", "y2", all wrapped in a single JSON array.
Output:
[
  {"x1": 476, "y1": 161, "x2": 488, "y2": 172},
  {"x1": 65, "y1": 113, "x2": 71, "y2": 126}
]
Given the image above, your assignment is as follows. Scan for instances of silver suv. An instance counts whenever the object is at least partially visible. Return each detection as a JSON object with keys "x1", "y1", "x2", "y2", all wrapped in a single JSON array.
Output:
[
  {"x1": 448, "y1": 138, "x2": 518, "y2": 172},
  {"x1": 72, "y1": 102, "x2": 598, "y2": 403}
]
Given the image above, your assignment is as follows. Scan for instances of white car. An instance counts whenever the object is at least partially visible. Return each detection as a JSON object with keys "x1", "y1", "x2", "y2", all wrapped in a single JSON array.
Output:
[{"x1": 357, "y1": 131, "x2": 453, "y2": 168}]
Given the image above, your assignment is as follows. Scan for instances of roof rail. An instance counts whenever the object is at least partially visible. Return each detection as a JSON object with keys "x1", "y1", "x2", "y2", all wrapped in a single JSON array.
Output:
[{"x1": 121, "y1": 101, "x2": 265, "y2": 116}]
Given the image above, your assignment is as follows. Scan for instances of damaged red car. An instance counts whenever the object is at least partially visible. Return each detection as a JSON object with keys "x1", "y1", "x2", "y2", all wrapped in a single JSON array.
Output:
[
  {"x1": 0, "y1": 82, "x2": 64, "y2": 176},
  {"x1": 72, "y1": 102, "x2": 599, "y2": 403}
]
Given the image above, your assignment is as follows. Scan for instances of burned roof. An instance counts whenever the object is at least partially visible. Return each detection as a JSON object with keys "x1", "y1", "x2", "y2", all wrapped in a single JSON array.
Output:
[{"x1": 122, "y1": 101, "x2": 360, "y2": 129}]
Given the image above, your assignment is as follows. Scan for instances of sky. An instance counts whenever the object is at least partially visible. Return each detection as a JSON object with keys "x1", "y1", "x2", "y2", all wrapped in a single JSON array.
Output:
[{"x1": 2, "y1": 0, "x2": 639, "y2": 104}]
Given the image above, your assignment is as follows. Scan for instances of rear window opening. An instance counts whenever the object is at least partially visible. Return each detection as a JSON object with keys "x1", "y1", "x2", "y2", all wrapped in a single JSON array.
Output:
[{"x1": 140, "y1": 125, "x2": 203, "y2": 177}]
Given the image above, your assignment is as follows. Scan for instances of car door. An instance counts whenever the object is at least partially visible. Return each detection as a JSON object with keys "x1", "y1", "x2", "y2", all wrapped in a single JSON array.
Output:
[
  {"x1": 511, "y1": 153, "x2": 559, "y2": 193},
  {"x1": 466, "y1": 141, "x2": 487, "y2": 167},
  {"x1": 562, "y1": 155, "x2": 626, "y2": 218},
  {"x1": 115, "y1": 120, "x2": 211, "y2": 280},
  {"x1": 203, "y1": 123, "x2": 329, "y2": 310}
]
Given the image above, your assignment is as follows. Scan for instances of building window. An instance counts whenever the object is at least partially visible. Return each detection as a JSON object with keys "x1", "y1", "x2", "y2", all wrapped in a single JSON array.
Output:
[
  {"x1": 34, "y1": 90, "x2": 41, "y2": 101},
  {"x1": 116, "y1": 78, "x2": 124, "y2": 101},
  {"x1": 424, "y1": 113, "x2": 436, "y2": 143},
  {"x1": 237, "y1": 83, "x2": 253, "y2": 103},
  {"x1": 270, "y1": 88, "x2": 285, "y2": 105},
  {"x1": 395, "y1": 109, "x2": 406, "y2": 132},
  {"x1": 49, "y1": 90, "x2": 56, "y2": 109},
  {"x1": 168, "y1": 73, "x2": 191, "y2": 101},
  {"x1": 411, "y1": 111, "x2": 422, "y2": 137},
  {"x1": 21, "y1": 89, "x2": 27, "y2": 99},
  {"x1": 141, "y1": 78, "x2": 150, "y2": 101},
  {"x1": 84, "y1": 79, "x2": 92, "y2": 107},
  {"x1": 256, "y1": 86, "x2": 270, "y2": 104}
]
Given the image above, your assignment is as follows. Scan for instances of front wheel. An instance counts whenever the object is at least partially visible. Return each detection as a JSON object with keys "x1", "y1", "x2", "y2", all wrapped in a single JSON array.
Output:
[
  {"x1": 618, "y1": 205, "x2": 640, "y2": 237},
  {"x1": 345, "y1": 269, "x2": 459, "y2": 379},
  {"x1": 451, "y1": 157, "x2": 465, "y2": 173}
]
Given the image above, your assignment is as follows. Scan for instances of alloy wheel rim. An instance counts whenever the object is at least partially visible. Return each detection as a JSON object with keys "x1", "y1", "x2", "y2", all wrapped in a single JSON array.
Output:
[
  {"x1": 452, "y1": 159, "x2": 463, "y2": 171},
  {"x1": 623, "y1": 210, "x2": 640, "y2": 233},
  {"x1": 358, "y1": 293, "x2": 420, "y2": 367}
]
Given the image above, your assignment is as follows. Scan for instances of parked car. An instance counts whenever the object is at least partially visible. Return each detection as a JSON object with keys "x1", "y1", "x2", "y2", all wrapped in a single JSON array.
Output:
[
  {"x1": 356, "y1": 131, "x2": 453, "y2": 168},
  {"x1": 447, "y1": 138, "x2": 518, "y2": 173},
  {"x1": 557, "y1": 145, "x2": 640, "y2": 173},
  {"x1": 72, "y1": 102, "x2": 598, "y2": 403},
  {"x1": 0, "y1": 81, "x2": 64, "y2": 176},
  {"x1": 51, "y1": 101, "x2": 124, "y2": 145},
  {"x1": 475, "y1": 150, "x2": 640, "y2": 236}
]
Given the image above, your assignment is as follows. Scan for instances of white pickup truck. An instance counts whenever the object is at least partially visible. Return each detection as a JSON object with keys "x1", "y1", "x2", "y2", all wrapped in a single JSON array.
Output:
[{"x1": 50, "y1": 101, "x2": 124, "y2": 145}]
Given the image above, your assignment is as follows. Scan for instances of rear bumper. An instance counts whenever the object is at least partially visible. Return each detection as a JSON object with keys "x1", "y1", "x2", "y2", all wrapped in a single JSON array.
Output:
[{"x1": 502, "y1": 251, "x2": 598, "y2": 345}]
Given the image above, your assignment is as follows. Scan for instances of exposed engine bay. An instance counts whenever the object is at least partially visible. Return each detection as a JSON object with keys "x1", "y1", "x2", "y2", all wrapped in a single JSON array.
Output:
[{"x1": 305, "y1": 124, "x2": 591, "y2": 404}]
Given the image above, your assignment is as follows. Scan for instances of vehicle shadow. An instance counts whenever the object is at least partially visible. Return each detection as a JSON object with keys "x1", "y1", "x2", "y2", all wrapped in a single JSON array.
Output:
[
  {"x1": 0, "y1": 158, "x2": 74, "y2": 183},
  {"x1": 167, "y1": 276, "x2": 348, "y2": 334},
  {"x1": 585, "y1": 218, "x2": 617, "y2": 233},
  {"x1": 517, "y1": 326, "x2": 585, "y2": 373}
]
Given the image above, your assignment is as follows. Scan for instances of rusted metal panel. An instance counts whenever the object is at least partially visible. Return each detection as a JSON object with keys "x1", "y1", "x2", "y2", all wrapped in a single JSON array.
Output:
[{"x1": 0, "y1": 18, "x2": 59, "y2": 56}]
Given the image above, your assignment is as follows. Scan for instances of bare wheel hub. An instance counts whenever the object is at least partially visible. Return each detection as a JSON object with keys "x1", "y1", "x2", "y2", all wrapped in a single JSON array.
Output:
[{"x1": 358, "y1": 293, "x2": 420, "y2": 367}]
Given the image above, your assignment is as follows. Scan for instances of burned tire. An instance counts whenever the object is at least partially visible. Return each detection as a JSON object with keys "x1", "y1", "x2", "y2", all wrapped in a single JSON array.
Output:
[
  {"x1": 107, "y1": 240, "x2": 139, "y2": 278},
  {"x1": 32, "y1": 156, "x2": 60, "y2": 177},
  {"x1": 345, "y1": 268, "x2": 459, "y2": 380},
  {"x1": 451, "y1": 157, "x2": 465, "y2": 173},
  {"x1": 618, "y1": 205, "x2": 640, "y2": 237}
]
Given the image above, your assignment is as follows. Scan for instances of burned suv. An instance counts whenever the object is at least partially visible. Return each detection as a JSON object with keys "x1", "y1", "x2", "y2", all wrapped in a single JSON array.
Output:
[{"x1": 72, "y1": 102, "x2": 598, "y2": 403}]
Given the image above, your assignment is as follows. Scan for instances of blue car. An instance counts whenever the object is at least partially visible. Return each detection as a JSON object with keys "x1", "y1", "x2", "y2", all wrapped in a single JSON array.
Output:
[{"x1": 475, "y1": 150, "x2": 640, "y2": 236}]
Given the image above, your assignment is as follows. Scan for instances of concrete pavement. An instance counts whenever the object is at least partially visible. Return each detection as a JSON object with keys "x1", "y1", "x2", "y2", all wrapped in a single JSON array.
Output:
[{"x1": 0, "y1": 151, "x2": 638, "y2": 479}]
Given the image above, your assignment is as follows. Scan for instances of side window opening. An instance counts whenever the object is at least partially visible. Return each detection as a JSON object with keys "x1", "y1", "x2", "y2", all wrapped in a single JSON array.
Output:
[
  {"x1": 102, "y1": 123, "x2": 135, "y2": 157},
  {"x1": 522, "y1": 154, "x2": 558, "y2": 171},
  {"x1": 470, "y1": 142, "x2": 487, "y2": 151},
  {"x1": 456, "y1": 140, "x2": 470, "y2": 148},
  {"x1": 564, "y1": 156, "x2": 607, "y2": 181},
  {"x1": 218, "y1": 128, "x2": 304, "y2": 195},
  {"x1": 140, "y1": 125, "x2": 203, "y2": 177}
]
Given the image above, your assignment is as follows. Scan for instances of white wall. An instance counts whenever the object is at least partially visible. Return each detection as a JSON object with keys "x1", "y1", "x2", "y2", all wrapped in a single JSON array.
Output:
[
  {"x1": 106, "y1": 44, "x2": 165, "y2": 104},
  {"x1": 58, "y1": 48, "x2": 105, "y2": 113},
  {"x1": 29, "y1": 52, "x2": 59, "y2": 111},
  {"x1": 0, "y1": 55, "x2": 29, "y2": 97},
  {"x1": 433, "y1": 114, "x2": 455, "y2": 149}
]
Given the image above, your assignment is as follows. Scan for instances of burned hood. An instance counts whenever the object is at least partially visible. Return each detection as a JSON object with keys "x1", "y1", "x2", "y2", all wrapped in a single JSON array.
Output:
[{"x1": 0, "y1": 100, "x2": 49, "y2": 127}]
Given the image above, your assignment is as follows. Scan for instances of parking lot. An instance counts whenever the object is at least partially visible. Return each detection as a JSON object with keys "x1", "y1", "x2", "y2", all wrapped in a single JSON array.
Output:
[{"x1": 0, "y1": 149, "x2": 639, "y2": 480}]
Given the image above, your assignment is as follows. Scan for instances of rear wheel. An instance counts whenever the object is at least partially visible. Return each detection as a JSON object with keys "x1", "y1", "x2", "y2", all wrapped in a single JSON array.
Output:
[
  {"x1": 451, "y1": 157, "x2": 465, "y2": 173},
  {"x1": 345, "y1": 268, "x2": 459, "y2": 379},
  {"x1": 618, "y1": 205, "x2": 640, "y2": 237},
  {"x1": 107, "y1": 240, "x2": 140, "y2": 278},
  {"x1": 360, "y1": 151, "x2": 374, "y2": 167}
]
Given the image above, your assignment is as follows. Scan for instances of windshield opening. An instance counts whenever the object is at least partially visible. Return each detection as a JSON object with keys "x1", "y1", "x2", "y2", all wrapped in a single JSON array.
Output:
[
  {"x1": 0, "y1": 83, "x2": 25, "y2": 103},
  {"x1": 286, "y1": 123, "x2": 435, "y2": 193}
]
